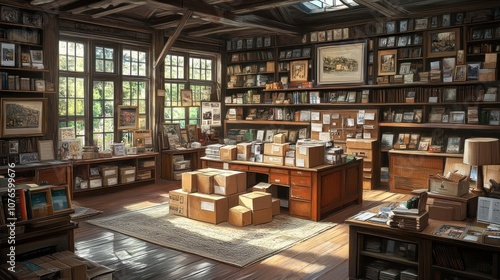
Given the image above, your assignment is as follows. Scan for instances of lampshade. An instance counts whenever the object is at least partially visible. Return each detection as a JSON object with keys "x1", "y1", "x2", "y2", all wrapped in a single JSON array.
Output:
[{"x1": 463, "y1": 138, "x2": 500, "y2": 166}]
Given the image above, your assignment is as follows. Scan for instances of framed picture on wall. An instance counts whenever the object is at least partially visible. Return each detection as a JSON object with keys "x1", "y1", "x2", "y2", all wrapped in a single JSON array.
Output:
[
  {"x1": 289, "y1": 60, "x2": 308, "y2": 82},
  {"x1": 1, "y1": 98, "x2": 47, "y2": 137},
  {"x1": 377, "y1": 49, "x2": 397, "y2": 76},
  {"x1": 316, "y1": 41, "x2": 367, "y2": 85},
  {"x1": 162, "y1": 123, "x2": 182, "y2": 150},
  {"x1": 426, "y1": 28, "x2": 460, "y2": 58},
  {"x1": 117, "y1": 105, "x2": 138, "y2": 130}
]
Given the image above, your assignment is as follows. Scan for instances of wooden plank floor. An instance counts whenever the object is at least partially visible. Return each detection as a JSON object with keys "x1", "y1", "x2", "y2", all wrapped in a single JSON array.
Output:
[{"x1": 73, "y1": 179, "x2": 409, "y2": 280}]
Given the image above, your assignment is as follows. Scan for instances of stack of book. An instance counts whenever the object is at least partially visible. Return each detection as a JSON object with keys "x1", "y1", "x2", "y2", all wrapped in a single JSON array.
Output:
[
  {"x1": 388, "y1": 209, "x2": 429, "y2": 231},
  {"x1": 365, "y1": 260, "x2": 388, "y2": 280},
  {"x1": 400, "y1": 268, "x2": 418, "y2": 280},
  {"x1": 379, "y1": 268, "x2": 401, "y2": 280}
]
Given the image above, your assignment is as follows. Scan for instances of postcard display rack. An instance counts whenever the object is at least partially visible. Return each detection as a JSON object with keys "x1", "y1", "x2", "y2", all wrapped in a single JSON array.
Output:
[
  {"x1": 222, "y1": 7, "x2": 500, "y2": 192},
  {"x1": 0, "y1": 162, "x2": 77, "y2": 262}
]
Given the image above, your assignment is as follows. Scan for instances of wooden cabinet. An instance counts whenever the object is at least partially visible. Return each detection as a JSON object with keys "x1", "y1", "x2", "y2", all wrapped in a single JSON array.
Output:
[
  {"x1": 0, "y1": 162, "x2": 76, "y2": 262},
  {"x1": 72, "y1": 153, "x2": 157, "y2": 197},
  {"x1": 389, "y1": 150, "x2": 463, "y2": 193},
  {"x1": 161, "y1": 148, "x2": 204, "y2": 180},
  {"x1": 347, "y1": 139, "x2": 380, "y2": 190},
  {"x1": 347, "y1": 207, "x2": 500, "y2": 280},
  {"x1": 201, "y1": 157, "x2": 363, "y2": 221}
]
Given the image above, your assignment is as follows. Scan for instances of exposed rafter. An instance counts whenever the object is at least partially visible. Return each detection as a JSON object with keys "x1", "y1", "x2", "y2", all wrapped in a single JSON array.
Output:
[
  {"x1": 232, "y1": 0, "x2": 304, "y2": 15},
  {"x1": 154, "y1": 10, "x2": 193, "y2": 69},
  {"x1": 92, "y1": 2, "x2": 146, "y2": 18}
]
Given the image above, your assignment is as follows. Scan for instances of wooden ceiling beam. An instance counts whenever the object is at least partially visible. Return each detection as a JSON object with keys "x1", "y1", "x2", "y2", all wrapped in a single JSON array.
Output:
[
  {"x1": 232, "y1": 0, "x2": 304, "y2": 15},
  {"x1": 92, "y1": 3, "x2": 147, "y2": 18},
  {"x1": 154, "y1": 10, "x2": 193, "y2": 69},
  {"x1": 187, "y1": 26, "x2": 252, "y2": 37},
  {"x1": 150, "y1": 18, "x2": 207, "y2": 29}
]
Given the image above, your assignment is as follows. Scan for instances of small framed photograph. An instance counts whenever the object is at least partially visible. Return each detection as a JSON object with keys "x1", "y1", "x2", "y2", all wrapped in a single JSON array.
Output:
[
  {"x1": 446, "y1": 137, "x2": 461, "y2": 153},
  {"x1": 386, "y1": 21, "x2": 396, "y2": 34},
  {"x1": 429, "y1": 113, "x2": 442, "y2": 123},
  {"x1": 454, "y1": 12, "x2": 464, "y2": 25},
  {"x1": 381, "y1": 133, "x2": 394, "y2": 150},
  {"x1": 290, "y1": 60, "x2": 308, "y2": 82},
  {"x1": 394, "y1": 113, "x2": 403, "y2": 123},
  {"x1": 386, "y1": 36, "x2": 396, "y2": 47},
  {"x1": 298, "y1": 128, "x2": 308, "y2": 139},
  {"x1": 326, "y1": 30, "x2": 333, "y2": 41},
  {"x1": 466, "y1": 62, "x2": 480, "y2": 80},
  {"x1": 51, "y1": 186, "x2": 72, "y2": 212},
  {"x1": 265, "y1": 129, "x2": 275, "y2": 142},
  {"x1": 378, "y1": 49, "x2": 397, "y2": 76},
  {"x1": 255, "y1": 37, "x2": 263, "y2": 48},
  {"x1": 246, "y1": 38, "x2": 254, "y2": 49},
  {"x1": 317, "y1": 31, "x2": 326, "y2": 42},
  {"x1": 38, "y1": 140, "x2": 55, "y2": 161},
  {"x1": 427, "y1": 28, "x2": 460, "y2": 58},
  {"x1": 402, "y1": 111, "x2": 415, "y2": 122},
  {"x1": 301, "y1": 47, "x2": 311, "y2": 57},
  {"x1": 1, "y1": 43, "x2": 16, "y2": 67},
  {"x1": 30, "y1": 189, "x2": 53, "y2": 218},
  {"x1": 19, "y1": 152, "x2": 40, "y2": 164},
  {"x1": 442, "y1": 14, "x2": 451, "y2": 27},
  {"x1": 117, "y1": 105, "x2": 139, "y2": 130},
  {"x1": 409, "y1": 134, "x2": 420, "y2": 149},
  {"x1": 397, "y1": 36, "x2": 408, "y2": 47},
  {"x1": 256, "y1": 130, "x2": 265, "y2": 142},
  {"x1": 162, "y1": 123, "x2": 182, "y2": 149},
  {"x1": 379, "y1": 37, "x2": 387, "y2": 48},
  {"x1": 292, "y1": 48, "x2": 302, "y2": 58},
  {"x1": 454, "y1": 65, "x2": 466, "y2": 81},
  {"x1": 264, "y1": 36, "x2": 272, "y2": 47},
  {"x1": 489, "y1": 110, "x2": 500, "y2": 125},
  {"x1": 428, "y1": 96, "x2": 439, "y2": 103},
  {"x1": 431, "y1": 16, "x2": 438, "y2": 28},
  {"x1": 288, "y1": 130, "x2": 298, "y2": 143},
  {"x1": 418, "y1": 137, "x2": 432, "y2": 151},
  {"x1": 413, "y1": 109, "x2": 423, "y2": 123},
  {"x1": 186, "y1": 124, "x2": 198, "y2": 142},
  {"x1": 443, "y1": 87, "x2": 457, "y2": 102},
  {"x1": 310, "y1": 32, "x2": 318, "y2": 42},
  {"x1": 399, "y1": 19, "x2": 408, "y2": 32},
  {"x1": 450, "y1": 111, "x2": 465, "y2": 124},
  {"x1": 414, "y1": 18, "x2": 428, "y2": 30}
]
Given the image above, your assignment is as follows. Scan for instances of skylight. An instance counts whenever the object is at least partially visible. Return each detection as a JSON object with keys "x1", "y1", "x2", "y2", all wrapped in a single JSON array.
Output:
[{"x1": 295, "y1": 0, "x2": 359, "y2": 14}]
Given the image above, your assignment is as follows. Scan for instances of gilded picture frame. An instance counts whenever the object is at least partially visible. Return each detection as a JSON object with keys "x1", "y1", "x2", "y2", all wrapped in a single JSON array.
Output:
[
  {"x1": 316, "y1": 41, "x2": 367, "y2": 85},
  {"x1": 117, "y1": 105, "x2": 139, "y2": 130}
]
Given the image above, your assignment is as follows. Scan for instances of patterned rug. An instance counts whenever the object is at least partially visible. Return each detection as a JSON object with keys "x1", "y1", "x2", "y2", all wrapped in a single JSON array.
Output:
[
  {"x1": 86, "y1": 204, "x2": 336, "y2": 267},
  {"x1": 71, "y1": 206, "x2": 103, "y2": 220}
]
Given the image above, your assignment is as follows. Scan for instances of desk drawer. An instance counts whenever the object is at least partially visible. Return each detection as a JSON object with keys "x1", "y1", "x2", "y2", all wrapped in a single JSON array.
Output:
[
  {"x1": 249, "y1": 166, "x2": 269, "y2": 174},
  {"x1": 290, "y1": 170, "x2": 312, "y2": 177},
  {"x1": 289, "y1": 199, "x2": 311, "y2": 219},
  {"x1": 270, "y1": 168, "x2": 288, "y2": 175},
  {"x1": 291, "y1": 175, "x2": 312, "y2": 187},
  {"x1": 290, "y1": 186, "x2": 311, "y2": 200},
  {"x1": 270, "y1": 173, "x2": 289, "y2": 185},
  {"x1": 36, "y1": 166, "x2": 68, "y2": 185},
  {"x1": 229, "y1": 164, "x2": 248, "y2": 171},
  {"x1": 347, "y1": 148, "x2": 373, "y2": 162}
]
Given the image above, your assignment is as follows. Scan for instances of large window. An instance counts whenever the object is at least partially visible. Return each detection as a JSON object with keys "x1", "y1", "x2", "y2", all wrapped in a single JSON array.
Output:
[
  {"x1": 164, "y1": 53, "x2": 215, "y2": 128},
  {"x1": 58, "y1": 38, "x2": 149, "y2": 151}
]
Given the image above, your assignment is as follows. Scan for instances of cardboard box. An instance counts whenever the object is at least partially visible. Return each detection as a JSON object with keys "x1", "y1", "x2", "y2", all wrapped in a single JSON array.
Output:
[
  {"x1": 228, "y1": 205, "x2": 252, "y2": 226},
  {"x1": 102, "y1": 175, "x2": 118, "y2": 186},
  {"x1": 100, "y1": 166, "x2": 118, "y2": 177},
  {"x1": 182, "y1": 171, "x2": 199, "y2": 192},
  {"x1": 273, "y1": 133, "x2": 286, "y2": 144},
  {"x1": 263, "y1": 155, "x2": 284, "y2": 165},
  {"x1": 136, "y1": 170, "x2": 152, "y2": 180},
  {"x1": 251, "y1": 182, "x2": 277, "y2": 197},
  {"x1": 47, "y1": 260, "x2": 72, "y2": 280},
  {"x1": 236, "y1": 142, "x2": 252, "y2": 161},
  {"x1": 252, "y1": 207, "x2": 273, "y2": 225},
  {"x1": 239, "y1": 192, "x2": 272, "y2": 210},
  {"x1": 428, "y1": 176, "x2": 470, "y2": 197},
  {"x1": 119, "y1": 166, "x2": 136, "y2": 177},
  {"x1": 431, "y1": 198, "x2": 467, "y2": 220},
  {"x1": 284, "y1": 157, "x2": 295, "y2": 167},
  {"x1": 214, "y1": 172, "x2": 239, "y2": 196},
  {"x1": 89, "y1": 177, "x2": 102, "y2": 188},
  {"x1": 272, "y1": 198, "x2": 280, "y2": 216},
  {"x1": 58, "y1": 257, "x2": 87, "y2": 280},
  {"x1": 263, "y1": 143, "x2": 289, "y2": 157},
  {"x1": 197, "y1": 173, "x2": 215, "y2": 194},
  {"x1": 169, "y1": 189, "x2": 189, "y2": 206},
  {"x1": 188, "y1": 193, "x2": 228, "y2": 224},
  {"x1": 220, "y1": 145, "x2": 237, "y2": 160},
  {"x1": 174, "y1": 160, "x2": 191, "y2": 171},
  {"x1": 226, "y1": 192, "x2": 243, "y2": 208},
  {"x1": 169, "y1": 203, "x2": 188, "y2": 217},
  {"x1": 120, "y1": 174, "x2": 136, "y2": 184},
  {"x1": 295, "y1": 145, "x2": 325, "y2": 168}
]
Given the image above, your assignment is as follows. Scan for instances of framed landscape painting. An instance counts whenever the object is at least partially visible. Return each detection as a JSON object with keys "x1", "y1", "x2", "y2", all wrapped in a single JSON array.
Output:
[
  {"x1": 316, "y1": 41, "x2": 367, "y2": 85},
  {"x1": 117, "y1": 105, "x2": 138, "y2": 130},
  {"x1": 1, "y1": 98, "x2": 46, "y2": 137}
]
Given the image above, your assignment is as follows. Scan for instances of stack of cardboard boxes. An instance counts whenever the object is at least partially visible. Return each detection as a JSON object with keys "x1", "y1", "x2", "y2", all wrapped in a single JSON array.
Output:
[{"x1": 169, "y1": 168, "x2": 280, "y2": 226}]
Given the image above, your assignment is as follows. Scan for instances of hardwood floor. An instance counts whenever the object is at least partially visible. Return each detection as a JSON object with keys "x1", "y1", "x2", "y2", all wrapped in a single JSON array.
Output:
[{"x1": 73, "y1": 179, "x2": 410, "y2": 280}]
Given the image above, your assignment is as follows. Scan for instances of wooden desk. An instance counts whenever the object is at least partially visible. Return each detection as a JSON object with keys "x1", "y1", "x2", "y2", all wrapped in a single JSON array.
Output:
[
  {"x1": 346, "y1": 206, "x2": 500, "y2": 279},
  {"x1": 201, "y1": 157, "x2": 363, "y2": 221},
  {"x1": 161, "y1": 148, "x2": 205, "y2": 180}
]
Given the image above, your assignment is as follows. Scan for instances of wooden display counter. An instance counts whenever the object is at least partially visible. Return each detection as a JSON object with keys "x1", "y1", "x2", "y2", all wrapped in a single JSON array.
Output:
[
  {"x1": 201, "y1": 157, "x2": 363, "y2": 221},
  {"x1": 346, "y1": 205, "x2": 500, "y2": 279}
]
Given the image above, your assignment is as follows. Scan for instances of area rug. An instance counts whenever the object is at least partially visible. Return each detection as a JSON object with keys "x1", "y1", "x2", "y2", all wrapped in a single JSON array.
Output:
[
  {"x1": 71, "y1": 206, "x2": 103, "y2": 220},
  {"x1": 86, "y1": 204, "x2": 336, "y2": 267}
]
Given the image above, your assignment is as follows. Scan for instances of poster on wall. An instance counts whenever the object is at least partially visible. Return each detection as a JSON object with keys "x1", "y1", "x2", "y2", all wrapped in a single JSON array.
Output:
[{"x1": 201, "y1": 102, "x2": 221, "y2": 127}]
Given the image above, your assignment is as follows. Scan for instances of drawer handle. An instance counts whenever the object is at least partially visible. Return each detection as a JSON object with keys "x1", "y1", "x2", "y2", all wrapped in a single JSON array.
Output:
[{"x1": 274, "y1": 179, "x2": 281, "y2": 182}]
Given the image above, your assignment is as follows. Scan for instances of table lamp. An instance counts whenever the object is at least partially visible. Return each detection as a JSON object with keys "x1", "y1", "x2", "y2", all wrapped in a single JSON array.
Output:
[{"x1": 463, "y1": 137, "x2": 500, "y2": 195}]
